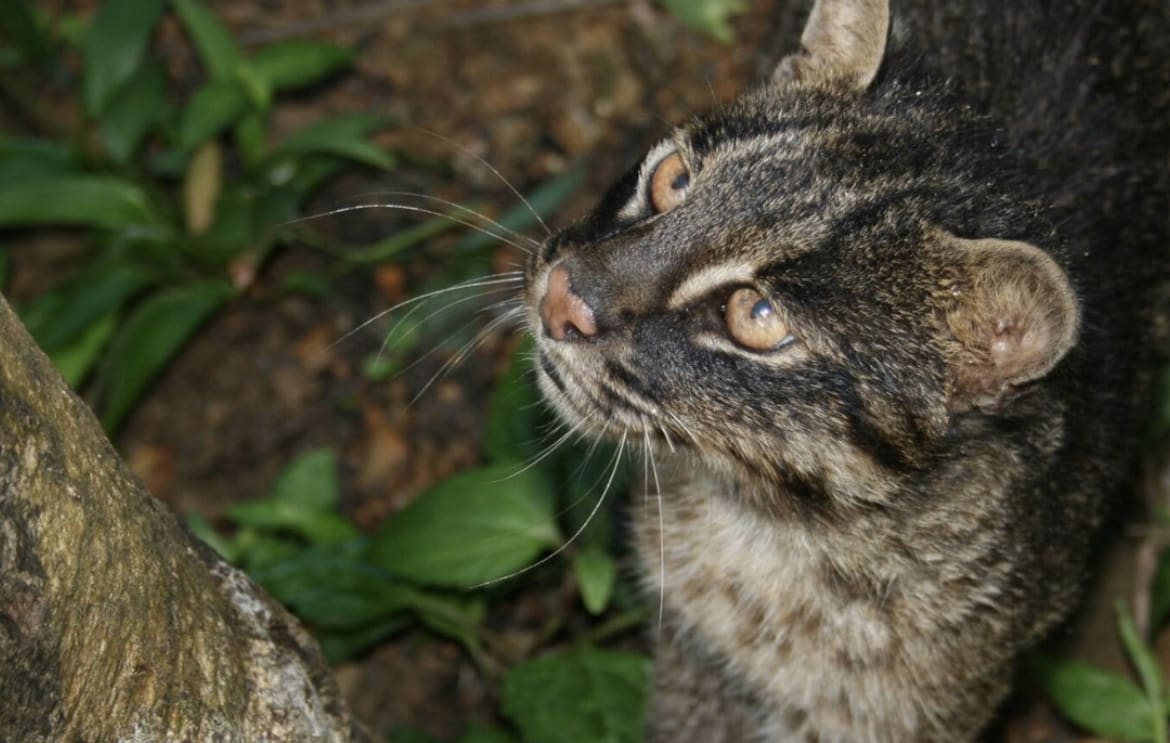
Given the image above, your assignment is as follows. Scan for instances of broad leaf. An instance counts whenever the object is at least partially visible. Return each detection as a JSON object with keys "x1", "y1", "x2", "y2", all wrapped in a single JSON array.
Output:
[
  {"x1": 175, "y1": 78, "x2": 249, "y2": 150},
  {"x1": 0, "y1": 137, "x2": 76, "y2": 183},
  {"x1": 18, "y1": 262, "x2": 150, "y2": 353},
  {"x1": 1033, "y1": 654, "x2": 1156, "y2": 742},
  {"x1": 229, "y1": 449, "x2": 359, "y2": 545},
  {"x1": 99, "y1": 279, "x2": 234, "y2": 431},
  {"x1": 251, "y1": 40, "x2": 353, "y2": 91},
  {"x1": 82, "y1": 0, "x2": 166, "y2": 114},
  {"x1": 0, "y1": 175, "x2": 160, "y2": 230},
  {"x1": 0, "y1": 0, "x2": 52, "y2": 67},
  {"x1": 99, "y1": 63, "x2": 171, "y2": 163},
  {"x1": 483, "y1": 337, "x2": 543, "y2": 463},
  {"x1": 48, "y1": 310, "x2": 117, "y2": 387},
  {"x1": 369, "y1": 463, "x2": 560, "y2": 587},
  {"x1": 659, "y1": 0, "x2": 748, "y2": 42},
  {"x1": 453, "y1": 162, "x2": 585, "y2": 254},
  {"x1": 502, "y1": 646, "x2": 650, "y2": 743},
  {"x1": 573, "y1": 543, "x2": 617, "y2": 615},
  {"x1": 170, "y1": 0, "x2": 242, "y2": 79},
  {"x1": 272, "y1": 113, "x2": 395, "y2": 171}
]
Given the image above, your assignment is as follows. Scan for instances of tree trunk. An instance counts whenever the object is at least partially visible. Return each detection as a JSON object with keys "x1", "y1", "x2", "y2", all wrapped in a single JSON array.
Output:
[{"x1": 0, "y1": 294, "x2": 364, "y2": 742}]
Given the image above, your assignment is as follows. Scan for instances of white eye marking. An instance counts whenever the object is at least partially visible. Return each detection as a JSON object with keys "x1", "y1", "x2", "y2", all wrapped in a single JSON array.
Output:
[{"x1": 667, "y1": 261, "x2": 758, "y2": 310}]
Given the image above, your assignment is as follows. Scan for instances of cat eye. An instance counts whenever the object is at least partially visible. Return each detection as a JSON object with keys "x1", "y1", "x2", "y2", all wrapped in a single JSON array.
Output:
[
  {"x1": 648, "y1": 151, "x2": 690, "y2": 214},
  {"x1": 725, "y1": 288, "x2": 794, "y2": 351}
]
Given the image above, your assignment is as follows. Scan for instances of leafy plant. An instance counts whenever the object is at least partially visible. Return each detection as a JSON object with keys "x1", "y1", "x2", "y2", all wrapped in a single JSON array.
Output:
[
  {"x1": 659, "y1": 0, "x2": 749, "y2": 41},
  {"x1": 1037, "y1": 532, "x2": 1170, "y2": 743},
  {"x1": 192, "y1": 328, "x2": 649, "y2": 741},
  {"x1": 0, "y1": 0, "x2": 393, "y2": 431}
]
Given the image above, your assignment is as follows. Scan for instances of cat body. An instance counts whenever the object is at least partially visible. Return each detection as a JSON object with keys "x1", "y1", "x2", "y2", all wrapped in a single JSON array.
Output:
[{"x1": 524, "y1": 0, "x2": 1170, "y2": 739}]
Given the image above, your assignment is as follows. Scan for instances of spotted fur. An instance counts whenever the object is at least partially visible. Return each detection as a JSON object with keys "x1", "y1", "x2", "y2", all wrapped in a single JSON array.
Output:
[{"x1": 524, "y1": 0, "x2": 1170, "y2": 739}]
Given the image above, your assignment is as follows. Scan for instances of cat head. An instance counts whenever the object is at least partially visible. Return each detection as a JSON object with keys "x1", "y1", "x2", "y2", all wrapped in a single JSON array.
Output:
[{"x1": 525, "y1": 0, "x2": 1079, "y2": 511}]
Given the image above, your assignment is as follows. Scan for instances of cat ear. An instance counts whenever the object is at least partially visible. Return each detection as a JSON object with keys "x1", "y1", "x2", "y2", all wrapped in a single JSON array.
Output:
[
  {"x1": 941, "y1": 234, "x2": 1080, "y2": 409},
  {"x1": 772, "y1": 0, "x2": 890, "y2": 90}
]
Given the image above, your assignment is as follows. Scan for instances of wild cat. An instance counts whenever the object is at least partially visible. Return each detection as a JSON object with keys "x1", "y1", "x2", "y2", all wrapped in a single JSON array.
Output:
[{"x1": 518, "y1": 0, "x2": 1170, "y2": 740}]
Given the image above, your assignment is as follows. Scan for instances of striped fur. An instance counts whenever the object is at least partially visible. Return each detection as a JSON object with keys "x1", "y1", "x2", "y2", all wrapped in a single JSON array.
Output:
[{"x1": 524, "y1": 0, "x2": 1170, "y2": 739}]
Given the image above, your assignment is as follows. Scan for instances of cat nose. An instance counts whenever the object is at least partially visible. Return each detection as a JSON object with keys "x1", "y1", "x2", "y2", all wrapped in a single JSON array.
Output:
[{"x1": 539, "y1": 264, "x2": 598, "y2": 341}]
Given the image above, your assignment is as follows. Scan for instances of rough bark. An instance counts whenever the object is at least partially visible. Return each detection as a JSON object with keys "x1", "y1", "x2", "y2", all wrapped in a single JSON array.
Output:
[{"x1": 0, "y1": 293, "x2": 364, "y2": 742}]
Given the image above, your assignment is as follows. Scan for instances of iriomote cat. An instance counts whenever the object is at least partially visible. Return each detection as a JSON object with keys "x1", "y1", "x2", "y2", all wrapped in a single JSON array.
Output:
[{"x1": 523, "y1": 0, "x2": 1170, "y2": 740}]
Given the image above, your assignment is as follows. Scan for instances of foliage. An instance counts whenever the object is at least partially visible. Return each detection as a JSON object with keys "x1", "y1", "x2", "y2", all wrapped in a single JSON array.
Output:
[
  {"x1": 1037, "y1": 543, "x2": 1170, "y2": 742},
  {"x1": 193, "y1": 330, "x2": 647, "y2": 741},
  {"x1": 0, "y1": 0, "x2": 395, "y2": 432},
  {"x1": 660, "y1": 0, "x2": 749, "y2": 42}
]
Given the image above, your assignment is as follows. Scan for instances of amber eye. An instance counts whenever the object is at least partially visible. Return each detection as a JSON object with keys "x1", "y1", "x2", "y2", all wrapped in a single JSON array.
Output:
[
  {"x1": 725, "y1": 288, "x2": 794, "y2": 351},
  {"x1": 648, "y1": 151, "x2": 690, "y2": 214}
]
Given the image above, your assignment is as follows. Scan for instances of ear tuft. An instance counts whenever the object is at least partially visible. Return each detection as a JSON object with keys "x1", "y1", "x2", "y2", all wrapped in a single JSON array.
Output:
[
  {"x1": 772, "y1": 0, "x2": 890, "y2": 90},
  {"x1": 942, "y1": 234, "x2": 1080, "y2": 409}
]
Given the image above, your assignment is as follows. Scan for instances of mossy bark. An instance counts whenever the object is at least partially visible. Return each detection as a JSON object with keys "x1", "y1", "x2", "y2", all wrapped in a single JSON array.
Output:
[{"x1": 0, "y1": 294, "x2": 364, "y2": 742}]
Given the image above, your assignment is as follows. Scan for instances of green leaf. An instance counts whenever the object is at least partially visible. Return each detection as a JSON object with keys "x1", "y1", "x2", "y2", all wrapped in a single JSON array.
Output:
[
  {"x1": 98, "y1": 63, "x2": 172, "y2": 163},
  {"x1": 1033, "y1": 654, "x2": 1157, "y2": 742},
  {"x1": 457, "y1": 725, "x2": 518, "y2": 743},
  {"x1": 0, "y1": 248, "x2": 9, "y2": 290},
  {"x1": 659, "y1": 0, "x2": 748, "y2": 42},
  {"x1": 271, "y1": 113, "x2": 395, "y2": 171},
  {"x1": 250, "y1": 541, "x2": 416, "y2": 629},
  {"x1": 20, "y1": 262, "x2": 150, "y2": 353},
  {"x1": 1152, "y1": 547, "x2": 1170, "y2": 631},
  {"x1": 573, "y1": 543, "x2": 617, "y2": 615},
  {"x1": 369, "y1": 463, "x2": 560, "y2": 587},
  {"x1": 502, "y1": 646, "x2": 650, "y2": 743},
  {"x1": 0, "y1": 175, "x2": 161, "y2": 230},
  {"x1": 186, "y1": 512, "x2": 238, "y2": 562},
  {"x1": 175, "y1": 78, "x2": 249, "y2": 150},
  {"x1": 82, "y1": 0, "x2": 166, "y2": 114},
  {"x1": 48, "y1": 311, "x2": 118, "y2": 387},
  {"x1": 170, "y1": 0, "x2": 242, "y2": 79},
  {"x1": 483, "y1": 337, "x2": 542, "y2": 463},
  {"x1": 233, "y1": 111, "x2": 267, "y2": 167},
  {"x1": 98, "y1": 279, "x2": 234, "y2": 431},
  {"x1": 0, "y1": 137, "x2": 76, "y2": 183},
  {"x1": 251, "y1": 40, "x2": 354, "y2": 91},
  {"x1": 0, "y1": 0, "x2": 53, "y2": 67},
  {"x1": 272, "y1": 448, "x2": 340, "y2": 511},
  {"x1": 1117, "y1": 602, "x2": 1168, "y2": 742},
  {"x1": 228, "y1": 448, "x2": 360, "y2": 545},
  {"x1": 234, "y1": 60, "x2": 273, "y2": 112},
  {"x1": 340, "y1": 214, "x2": 461, "y2": 265},
  {"x1": 318, "y1": 615, "x2": 412, "y2": 663}
]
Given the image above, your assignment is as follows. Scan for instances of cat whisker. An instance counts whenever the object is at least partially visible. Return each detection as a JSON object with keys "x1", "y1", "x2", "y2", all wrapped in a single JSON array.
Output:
[
  {"x1": 337, "y1": 273, "x2": 522, "y2": 348},
  {"x1": 495, "y1": 414, "x2": 592, "y2": 482},
  {"x1": 406, "y1": 124, "x2": 553, "y2": 237},
  {"x1": 409, "y1": 305, "x2": 525, "y2": 404},
  {"x1": 471, "y1": 428, "x2": 628, "y2": 589},
  {"x1": 642, "y1": 418, "x2": 667, "y2": 636},
  {"x1": 345, "y1": 189, "x2": 541, "y2": 248},
  {"x1": 287, "y1": 202, "x2": 535, "y2": 255}
]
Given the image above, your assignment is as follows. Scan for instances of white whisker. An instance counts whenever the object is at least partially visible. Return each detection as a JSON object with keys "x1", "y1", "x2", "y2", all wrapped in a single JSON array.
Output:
[
  {"x1": 286, "y1": 202, "x2": 534, "y2": 254},
  {"x1": 406, "y1": 125, "x2": 553, "y2": 237},
  {"x1": 471, "y1": 429, "x2": 629, "y2": 588},
  {"x1": 345, "y1": 189, "x2": 541, "y2": 247}
]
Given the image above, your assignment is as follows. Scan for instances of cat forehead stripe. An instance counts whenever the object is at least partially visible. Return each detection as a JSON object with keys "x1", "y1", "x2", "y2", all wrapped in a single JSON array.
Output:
[{"x1": 668, "y1": 261, "x2": 758, "y2": 309}]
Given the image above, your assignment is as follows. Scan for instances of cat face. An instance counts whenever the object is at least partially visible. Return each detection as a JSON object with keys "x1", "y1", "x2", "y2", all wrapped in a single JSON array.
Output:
[{"x1": 524, "y1": 0, "x2": 1079, "y2": 513}]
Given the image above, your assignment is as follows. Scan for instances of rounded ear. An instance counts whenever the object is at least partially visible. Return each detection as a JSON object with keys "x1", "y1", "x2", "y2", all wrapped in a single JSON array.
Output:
[
  {"x1": 941, "y1": 234, "x2": 1080, "y2": 409},
  {"x1": 772, "y1": 0, "x2": 890, "y2": 90}
]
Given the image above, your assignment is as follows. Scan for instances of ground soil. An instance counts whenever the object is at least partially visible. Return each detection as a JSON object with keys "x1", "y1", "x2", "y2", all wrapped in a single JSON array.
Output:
[{"x1": 5, "y1": 1, "x2": 1154, "y2": 740}]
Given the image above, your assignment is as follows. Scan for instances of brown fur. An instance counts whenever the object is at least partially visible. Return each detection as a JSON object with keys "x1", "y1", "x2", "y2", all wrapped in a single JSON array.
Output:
[{"x1": 524, "y1": 0, "x2": 1170, "y2": 739}]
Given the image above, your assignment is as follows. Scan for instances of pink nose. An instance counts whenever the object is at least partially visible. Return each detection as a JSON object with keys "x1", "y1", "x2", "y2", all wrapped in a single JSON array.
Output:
[{"x1": 539, "y1": 265, "x2": 598, "y2": 340}]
